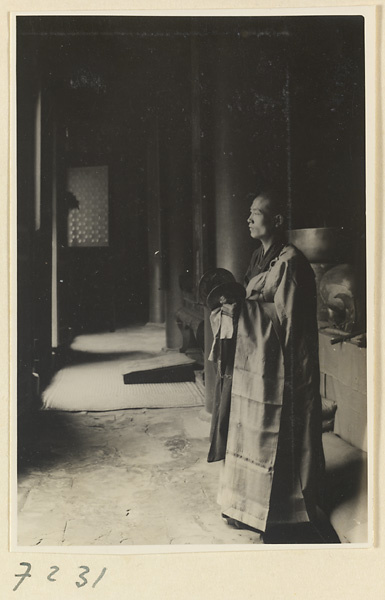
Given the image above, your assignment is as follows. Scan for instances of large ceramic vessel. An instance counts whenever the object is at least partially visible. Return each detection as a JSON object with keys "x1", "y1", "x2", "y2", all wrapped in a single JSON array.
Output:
[{"x1": 288, "y1": 227, "x2": 350, "y2": 263}]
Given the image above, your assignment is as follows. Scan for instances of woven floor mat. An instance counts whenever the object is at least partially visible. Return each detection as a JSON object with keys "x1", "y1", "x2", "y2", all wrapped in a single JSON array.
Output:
[{"x1": 42, "y1": 355, "x2": 204, "y2": 412}]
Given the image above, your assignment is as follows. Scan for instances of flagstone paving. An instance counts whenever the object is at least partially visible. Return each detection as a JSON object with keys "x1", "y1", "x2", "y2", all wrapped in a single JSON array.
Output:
[{"x1": 18, "y1": 406, "x2": 263, "y2": 547}]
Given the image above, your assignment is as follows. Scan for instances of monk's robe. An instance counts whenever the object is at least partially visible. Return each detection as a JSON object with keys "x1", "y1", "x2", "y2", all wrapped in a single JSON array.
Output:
[{"x1": 209, "y1": 244, "x2": 325, "y2": 532}]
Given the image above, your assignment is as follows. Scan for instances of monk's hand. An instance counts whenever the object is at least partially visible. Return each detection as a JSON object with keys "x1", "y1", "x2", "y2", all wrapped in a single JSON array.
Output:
[
  {"x1": 247, "y1": 289, "x2": 264, "y2": 302},
  {"x1": 220, "y1": 301, "x2": 240, "y2": 318},
  {"x1": 220, "y1": 295, "x2": 239, "y2": 305}
]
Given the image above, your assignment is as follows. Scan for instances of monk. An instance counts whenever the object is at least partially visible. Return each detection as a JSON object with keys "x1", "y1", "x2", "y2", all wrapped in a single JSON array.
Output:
[{"x1": 208, "y1": 189, "x2": 336, "y2": 543}]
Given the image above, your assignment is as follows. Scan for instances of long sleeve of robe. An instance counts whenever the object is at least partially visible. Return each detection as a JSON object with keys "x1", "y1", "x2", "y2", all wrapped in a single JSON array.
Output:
[{"x1": 213, "y1": 244, "x2": 325, "y2": 532}]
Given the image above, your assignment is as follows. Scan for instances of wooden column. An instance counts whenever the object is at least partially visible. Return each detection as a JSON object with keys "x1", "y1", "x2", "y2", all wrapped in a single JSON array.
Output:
[
  {"x1": 213, "y1": 38, "x2": 257, "y2": 281},
  {"x1": 147, "y1": 115, "x2": 165, "y2": 324},
  {"x1": 191, "y1": 36, "x2": 210, "y2": 292},
  {"x1": 191, "y1": 35, "x2": 217, "y2": 411},
  {"x1": 33, "y1": 84, "x2": 55, "y2": 391},
  {"x1": 212, "y1": 33, "x2": 290, "y2": 279},
  {"x1": 51, "y1": 119, "x2": 58, "y2": 348},
  {"x1": 206, "y1": 31, "x2": 290, "y2": 409},
  {"x1": 163, "y1": 127, "x2": 192, "y2": 350}
]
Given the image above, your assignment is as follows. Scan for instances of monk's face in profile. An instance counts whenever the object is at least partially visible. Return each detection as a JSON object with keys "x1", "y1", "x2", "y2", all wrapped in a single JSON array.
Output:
[{"x1": 247, "y1": 195, "x2": 276, "y2": 242}]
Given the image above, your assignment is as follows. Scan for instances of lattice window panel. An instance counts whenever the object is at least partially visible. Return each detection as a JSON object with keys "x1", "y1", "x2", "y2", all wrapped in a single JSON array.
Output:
[{"x1": 67, "y1": 166, "x2": 109, "y2": 247}]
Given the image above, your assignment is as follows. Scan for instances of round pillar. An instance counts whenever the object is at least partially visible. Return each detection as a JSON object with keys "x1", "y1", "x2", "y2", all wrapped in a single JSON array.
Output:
[
  {"x1": 147, "y1": 116, "x2": 165, "y2": 324},
  {"x1": 213, "y1": 36, "x2": 289, "y2": 279},
  {"x1": 162, "y1": 128, "x2": 192, "y2": 349}
]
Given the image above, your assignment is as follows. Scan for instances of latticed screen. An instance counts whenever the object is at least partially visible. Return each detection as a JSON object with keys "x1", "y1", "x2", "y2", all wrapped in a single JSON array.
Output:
[{"x1": 67, "y1": 166, "x2": 109, "y2": 247}]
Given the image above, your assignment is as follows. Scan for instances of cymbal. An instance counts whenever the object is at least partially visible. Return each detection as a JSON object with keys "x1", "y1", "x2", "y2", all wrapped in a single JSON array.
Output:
[
  {"x1": 206, "y1": 281, "x2": 246, "y2": 310},
  {"x1": 198, "y1": 268, "x2": 235, "y2": 304}
]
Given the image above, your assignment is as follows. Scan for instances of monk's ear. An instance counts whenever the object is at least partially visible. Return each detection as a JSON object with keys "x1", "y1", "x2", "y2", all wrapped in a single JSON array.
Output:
[{"x1": 274, "y1": 214, "x2": 284, "y2": 228}]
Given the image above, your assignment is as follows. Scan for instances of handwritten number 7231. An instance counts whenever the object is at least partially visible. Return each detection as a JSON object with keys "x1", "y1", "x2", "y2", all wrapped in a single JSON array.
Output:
[{"x1": 13, "y1": 563, "x2": 107, "y2": 591}]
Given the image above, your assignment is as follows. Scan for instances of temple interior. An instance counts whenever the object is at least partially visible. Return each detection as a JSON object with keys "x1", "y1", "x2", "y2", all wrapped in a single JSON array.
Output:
[{"x1": 16, "y1": 15, "x2": 367, "y2": 547}]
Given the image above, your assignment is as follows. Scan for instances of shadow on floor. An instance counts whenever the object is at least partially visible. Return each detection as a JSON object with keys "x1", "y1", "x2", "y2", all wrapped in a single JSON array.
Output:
[
  {"x1": 55, "y1": 349, "x2": 157, "y2": 370},
  {"x1": 264, "y1": 519, "x2": 340, "y2": 544},
  {"x1": 324, "y1": 457, "x2": 367, "y2": 514},
  {"x1": 18, "y1": 409, "x2": 96, "y2": 475}
]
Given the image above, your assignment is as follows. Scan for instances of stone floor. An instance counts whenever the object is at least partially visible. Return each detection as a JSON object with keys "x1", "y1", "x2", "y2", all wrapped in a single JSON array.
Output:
[
  {"x1": 18, "y1": 405, "x2": 263, "y2": 547},
  {"x1": 17, "y1": 324, "x2": 340, "y2": 548}
]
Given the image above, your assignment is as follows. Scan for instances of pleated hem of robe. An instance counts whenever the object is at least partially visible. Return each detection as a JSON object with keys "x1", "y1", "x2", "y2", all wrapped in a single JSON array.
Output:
[
  {"x1": 217, "y1": 458, "x2": 313, "y2": 533},
  {"x1": 218, "y1": 494, "x2": 312, "y2": 533},
  {"x1": 216, "y1": 460, "x2": 270, "y2": 532}
]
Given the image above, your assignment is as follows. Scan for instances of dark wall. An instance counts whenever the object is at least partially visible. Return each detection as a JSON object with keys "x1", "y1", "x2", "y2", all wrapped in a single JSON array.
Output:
[{"x1": 289, "y1": 17, "x2": 365, "y2": 232}]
